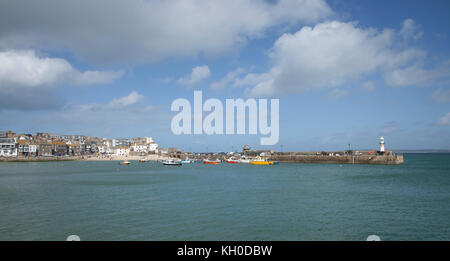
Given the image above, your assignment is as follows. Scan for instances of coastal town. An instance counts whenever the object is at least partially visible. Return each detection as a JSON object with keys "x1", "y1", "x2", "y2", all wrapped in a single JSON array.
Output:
[
  {"x1": 0, "y1": 130, "x2": 404, "y2": 165},
  {"x1": 0, "y1": 130, "x2": 163, "y2": 160}
]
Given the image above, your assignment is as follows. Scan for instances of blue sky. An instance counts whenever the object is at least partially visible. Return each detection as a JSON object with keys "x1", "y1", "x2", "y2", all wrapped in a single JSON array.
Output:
[{"x1": 1, "y1": 0, "x2": 449, "y2": 152}]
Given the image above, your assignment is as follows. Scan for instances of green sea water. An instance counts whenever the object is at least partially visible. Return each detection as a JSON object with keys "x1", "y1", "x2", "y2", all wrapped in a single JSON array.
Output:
[{"x1": 0, "y1": 153, "x2": 449, "y2": 241}]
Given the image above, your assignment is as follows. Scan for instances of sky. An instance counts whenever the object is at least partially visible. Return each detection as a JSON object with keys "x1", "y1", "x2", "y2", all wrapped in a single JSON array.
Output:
[{"x1": 0, "y1": 0, "x2": 450, "y2": 152}]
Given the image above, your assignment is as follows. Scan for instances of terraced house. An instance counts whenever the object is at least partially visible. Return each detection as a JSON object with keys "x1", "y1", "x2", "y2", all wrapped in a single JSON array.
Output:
[
  {"x1": 1, "y1": 131, "x2": 160, "y2": 158},
  {"x1": 52, "y1": 140, "x2": 68, "y2": 156},
  {"x1": 0, "y1": 137, "x2": 17, "y2": 157},
  {"x1": 37, "y1": 142, "x2": 52, "y2": 156},
  {"x1": 18, "y1": 140, "x2": 30, "y2": 156}
]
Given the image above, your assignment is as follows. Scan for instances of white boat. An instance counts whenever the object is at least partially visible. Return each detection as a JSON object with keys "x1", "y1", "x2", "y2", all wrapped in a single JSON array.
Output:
[
  {"x1": 162, "y1": 159, "x2": 182, "y2": 166},
  {"x1": 238, "y1": 156, "x2": 250, "y2": 164},
  {"x1": 181, "y1": 158, "x2": 193, "y2": 164},
  {"x1": 203, "y1": 159, "x2": 221, "y2": 164},
  {"x1": 226, "y1": 157, "x2": 239, "y2": 164},
  {"x1": 138, "y1": 158, "x2": 148, "y2": 162},
  {"x1": 119, "y1": 160, "x2": 131, "y2": 165}
]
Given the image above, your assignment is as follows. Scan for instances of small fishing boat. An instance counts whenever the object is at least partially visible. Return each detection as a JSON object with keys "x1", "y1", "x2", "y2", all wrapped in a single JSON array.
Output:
[
  {"x1": 162, "y1": 159, "x2": 182, "y2": 166},
  {"x1": 203, "y1": 159, "x2": 221, "y2": 164},
  {"x1": 250, "y1": 157, "x2": 278, "y2": 165},
  {"x1": 238, "y1": 156, "x2": 250, "y2": 164},
  {"x1": 181, "y1": 158, "x2": 193, "y2": 164},
  {"x1": 138, "y1": 158, "x2": 148, "y2": 162},
  {"x1": 119, "y1": 160, "x2": 131, "y2": 165},
  {"x1": 226, "y1": 157, "x2": 239, "y2": 164}
]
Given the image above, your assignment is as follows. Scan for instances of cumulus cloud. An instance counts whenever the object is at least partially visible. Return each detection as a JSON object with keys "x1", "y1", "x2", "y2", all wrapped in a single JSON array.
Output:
[
  {"x1": 436, "y1": 112, "x2": 450, "y2": 126},
  {"x1": 0, "y1": 0, "x2": 332, "y2": 65},
  {"x1": 0, "y1": 50, "x2": 122, "y2": 88},
  {"x1": 1, "y1": 94, "x2": 165, "y2": 139},
  {"x1": 73, "y1": 91, "x2": 145, "y2": 112},
  {"x1": 384, "y1": 61, "x2": 450, "y2": 87},
  {"x1": 107, "y1": 91, "x2": 144, "y2": 108},
  {"x1": 0, "y1": 50, "x2": 123, "y2": 110},
  {"x1": 177, "y1": 65, "x2": 211, "y2": 87},
  {"x1": 210, "y1": 67, "x2": 245, "y2": 90},
  {"x1": 236, "y1": 21, "x2": 424, "y2": 97},
  {"x1": 431, "y1": 88, "x2": 450, "y2": 104},
  {"x1": 400, "y1": 19, "x2": 423, "y2": 41}
]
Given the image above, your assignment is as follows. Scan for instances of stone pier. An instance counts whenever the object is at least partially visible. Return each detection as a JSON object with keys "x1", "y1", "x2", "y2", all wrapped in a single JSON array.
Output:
[{"x1": 269, "y1": 154, "x2": 404, "y2": 165}]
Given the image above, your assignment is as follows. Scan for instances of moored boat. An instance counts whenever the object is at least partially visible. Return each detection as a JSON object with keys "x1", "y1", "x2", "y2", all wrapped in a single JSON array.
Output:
[
  {"x1": 203, "y1": 159, "x2": 221, "y2": 164},
  {"x1": 226, "y1": 157, "x2": 239, "y2": 164},
  {"x1": 138, "y1": 158, "x2": 148, "y2": 162},
  {"x1": 162, "y1": 159, "x2": 182, "y2": 166},
  {"x1": 181, "y1": 158, "x2": 193, "y2": 164},
  {"x1": 238, "y1": 156, "x2": 250, "y2": 164},
  {"x1": 119, "y1": 160, "x2": 131, "y2": 165},
  {"x1": 250, "y1": 157, "x2": 278, "y2": 165}
]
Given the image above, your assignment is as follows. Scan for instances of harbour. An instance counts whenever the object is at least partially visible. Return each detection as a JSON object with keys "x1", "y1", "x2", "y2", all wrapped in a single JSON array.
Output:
[
  {"x1": 0, "y1": 153, "x2": 404, "y2": 165},
  {"x1": 0, "y1": 153, "x2": 448, "y2": 241},
  {"x1": 1, "y1": 130, "x2": 403, "y2": 165}
]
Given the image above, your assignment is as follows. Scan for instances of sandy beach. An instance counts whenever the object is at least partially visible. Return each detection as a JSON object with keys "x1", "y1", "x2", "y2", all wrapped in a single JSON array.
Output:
[
  {"x1": 0, "y1": 154, "x2": 171, "y2": 162},
  {"x1": 82, "y1": 154, "x2": 169, "y2": 161}
]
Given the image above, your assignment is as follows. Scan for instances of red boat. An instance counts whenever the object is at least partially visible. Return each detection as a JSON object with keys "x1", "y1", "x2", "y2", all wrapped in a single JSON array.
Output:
[{"x1": 203, "y1": 159, "x2": 221, "y2": 164}]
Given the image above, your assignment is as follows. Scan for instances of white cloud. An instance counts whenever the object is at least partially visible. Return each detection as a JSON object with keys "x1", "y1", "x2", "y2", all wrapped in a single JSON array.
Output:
[
  {"x1": 0, "y1": 50, "x2": 123, "y2": 88},
  {"x1": 0, "y1": 0, "x2": 332, "y2": 65},
  {"x1": 68, "y1": 91, "x2": 146, "y2": 113},
  {"x1": 74, "y1": 70, "x2": 124, "y2": 85},
  {"x1": 400, "y1": 19, "x2": 423, "y2": 41},
  {"x1": 0, "y1": 49, "x2": 123, "y2": 110},
  {"x1": 362, "y1": 81, "x2": 375, "y2": 91},
  {"x1": 107, "y1": 91, "x2": 144, "y2": 108},
  {"x1": 436, "y1": 112, "x2": 450, "y2": 126},
  {"x1": 210, "y1": 67, "x2": 245, "y2": 90},
  {"x1": 178, "y1": 65, "x2": 211, "y2": 87},
  {"x1": 233, "y1": 72, "x2": 273, "y2": 88},
  {"x1": 432, "y1": 88, "x2": 450, "y2": 104},
  {"x1": 2, "y1": 95, "x2": 167, "y2": 139},
  {"x1": 234, "y1": 21, "x2": 424, "y2": 97},
  {"x1": 384, "y1": 61, "x2": 450, "y2": 87}
]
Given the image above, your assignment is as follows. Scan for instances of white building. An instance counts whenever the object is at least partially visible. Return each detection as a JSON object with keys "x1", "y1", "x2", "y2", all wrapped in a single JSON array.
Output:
[
  {"x1": 0, "y1": 138, "x2": 17, "y2": 157},
  {"x1": 29, "y1": 144, "x2": 37, "y2": 154},
  {"x1": 98, "y1": 145, "x2": 107, "y2": 154},
  {"x1": 112, "y1": 139, "x2": 131, "y2": 147},
  {"x1": 99, "y1": 140, "x2": 114, "y2": 154},
  {"x1": 132, "y1": 143, "x2": 148, "y2": 153},
  {"x1": 115, "y1": 147, "x2": 130, "y2": 156},
  {"x1": 148, "y1": 143, "x2": 158, "y2": 152},
  {"x1": 106, "y1": 147, "x2": 115, "y2": 154}
]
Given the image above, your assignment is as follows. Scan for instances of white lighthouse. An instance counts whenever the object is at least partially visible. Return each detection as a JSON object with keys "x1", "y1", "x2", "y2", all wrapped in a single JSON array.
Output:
[{"x1": 379, "y1": 136, "x2": 385, "y2": 153}]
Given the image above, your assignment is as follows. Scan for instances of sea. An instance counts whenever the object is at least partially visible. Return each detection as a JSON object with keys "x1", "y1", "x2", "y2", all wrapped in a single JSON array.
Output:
[{"x1": 0, "y1": 153, "x2": 449, "y2": 241}]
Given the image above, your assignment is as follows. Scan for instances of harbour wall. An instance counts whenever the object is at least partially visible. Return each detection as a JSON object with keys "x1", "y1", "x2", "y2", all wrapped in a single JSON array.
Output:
[{"x1": 268, "y1": 154, "x2": 404, "y2": 165}]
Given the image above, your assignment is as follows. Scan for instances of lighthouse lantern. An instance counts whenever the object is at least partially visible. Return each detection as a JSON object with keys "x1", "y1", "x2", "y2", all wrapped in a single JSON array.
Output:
[{"x1": 379, "y1": 136, "x2": 385, "y2": 152}]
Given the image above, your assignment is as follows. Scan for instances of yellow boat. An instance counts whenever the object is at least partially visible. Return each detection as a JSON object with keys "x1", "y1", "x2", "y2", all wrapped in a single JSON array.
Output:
[
  {"x1": 250, "y1": 161, "x2": 273, "y2": 165},
  {"x1": 250, "y1": 158, "x2": 279, "y2": 165}
]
